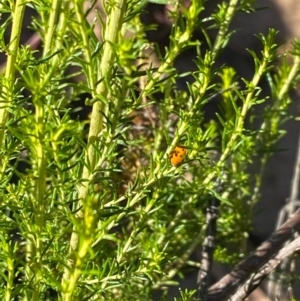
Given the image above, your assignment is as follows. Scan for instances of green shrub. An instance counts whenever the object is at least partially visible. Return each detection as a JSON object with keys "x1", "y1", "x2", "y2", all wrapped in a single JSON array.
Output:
[{"x1": 0, "y1": 0, "x2": 299, "y2": 300}]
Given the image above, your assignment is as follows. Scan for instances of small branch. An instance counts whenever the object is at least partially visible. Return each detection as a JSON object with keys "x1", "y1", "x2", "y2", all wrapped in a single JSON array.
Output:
[
  {"x1": 231, "y1": 235, "x2": 300, "y2": 301},
  {"x1": 0, "y1": 33, "x2": 41, "y2": 74},
  {"x1": 267, "y1": 130, "x2": 300, "y2": 297},
  {"x1": 61, "y1": 1, "x2": 127, "y2": 299},
  {"x1": 0, "y1": 0, "x2": 26, "y2": 148},
  {"x1": 197, "y1": 196, "x2": 220, "y2": 300},
  {"x1": 287, "y1": 130, "x2": 300, "y2": 216},
  {"x1": 197, "y1": 173, "x2": 223, "y2": 300},
  {"x1": 43, "y1": 0, "x2": 61, "y2": 55},
  {"x1": 206, "y1": 208, "x2": 300, "y2": 301},
  {"x1": 152, "y1": 228, "x2": 205, "y2": 290}
]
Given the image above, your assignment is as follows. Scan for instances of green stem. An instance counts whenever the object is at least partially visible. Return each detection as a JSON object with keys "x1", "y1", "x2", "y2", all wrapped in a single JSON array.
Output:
[
  {"x1": 87, "y1": 0, "x2": 126, "y2": 169},
  {"x1": 74, "y1": 2, "x2": 97, "y2": 92},
  {"x1": 32, "y1": 101, "x2": 46, "y2": 300},
  {"x1": 166, "y1": 0, "x2": 240, "y2": 160},
  {"x1": 278, "y1": 55, "x2": 300, "y2": 100},
  {"x1": 40, "y1": 0, "x2": 70, "y2": 88},
  {"x1": 212, "y1": 0, "x2": 239, "y2": 55},
  {"x1": 61, "y1": 1, "x2": 127, "y2": 298},
  {"x1": 203, "y1": 47, "x2": 270, "y2": 188},
  {"x1": 0, "y1": 0, "x2": 26, "y2": 148},
  {"x1": 4, "y1": 245, "x2": 14, "y2": 301},
  {"x1": 43, "y1": 0, "x2": 62, "y2": 55},
  {"x1": 139, "y1": 1, "x2": 201, "y2": 101}
]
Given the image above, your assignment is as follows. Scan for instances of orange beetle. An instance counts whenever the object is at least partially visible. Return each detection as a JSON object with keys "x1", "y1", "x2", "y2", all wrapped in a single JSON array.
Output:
[{"x1": 169, "y1": 146, "x2": 187, "y2": 167}]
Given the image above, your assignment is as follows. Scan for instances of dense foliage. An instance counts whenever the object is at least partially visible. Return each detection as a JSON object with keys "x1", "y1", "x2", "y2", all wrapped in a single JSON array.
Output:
[{"x1": 0, "y1": 0, "x2": 299, "y2": 300}]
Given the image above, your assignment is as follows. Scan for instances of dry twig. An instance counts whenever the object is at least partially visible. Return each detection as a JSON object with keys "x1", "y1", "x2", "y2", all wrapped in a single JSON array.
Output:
[{"x1": 206, "y1": 208, "x2": 300, "y2": 301}]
